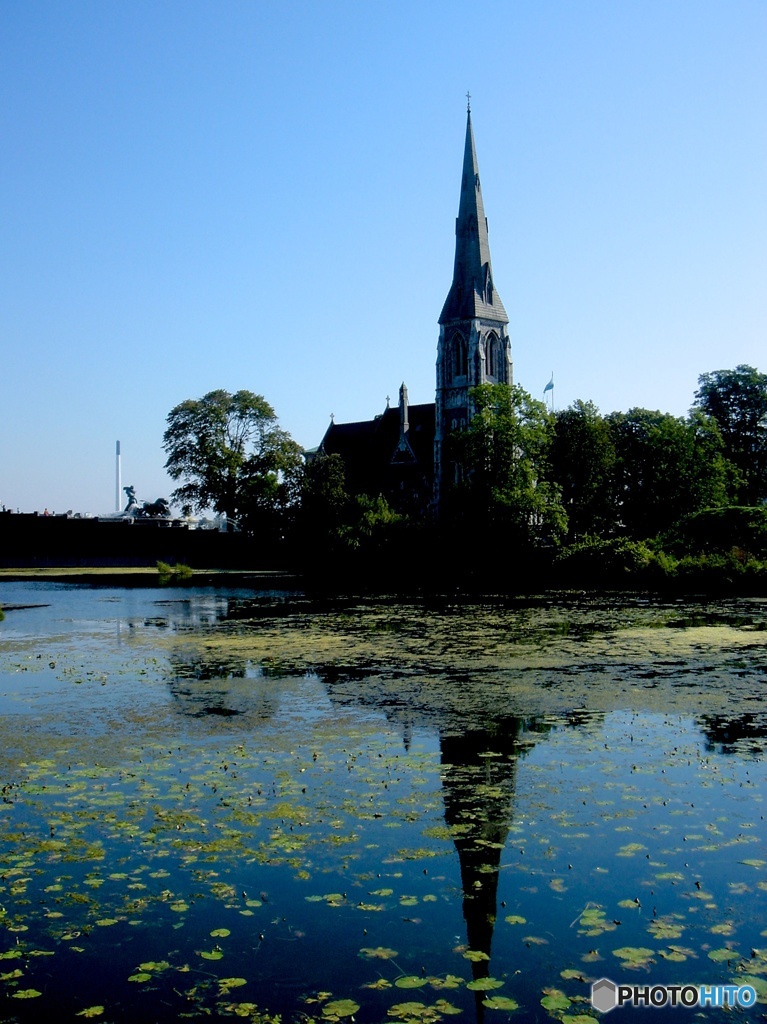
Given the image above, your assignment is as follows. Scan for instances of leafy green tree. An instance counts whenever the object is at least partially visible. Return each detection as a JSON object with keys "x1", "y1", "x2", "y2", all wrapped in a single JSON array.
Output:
[
  {"x1": 296, "y1": 452, "x2": 350, "y2": 556},
  {"x1": 337, "y1": 494, "x2": 404, "y2": 553},
  {"x1": 607, "y1": 407, "x2": 729, "y2": 539},
  {"x1": 693, "y1": 364, "x2": 767, "y2": 504},
  {"x1": 163, "y1": 390, "x2": 303, "y2": 532},
  {"x1": 445, "y1": 384, "x2": 567, "y2": 547},
  {"x1": 549, "y1": 400, "x2": 616, "y2": 540}
]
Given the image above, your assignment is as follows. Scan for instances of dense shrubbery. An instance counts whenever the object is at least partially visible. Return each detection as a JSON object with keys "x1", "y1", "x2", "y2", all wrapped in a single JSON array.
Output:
[
  {"x1": 551, "y1": 531, "x2": 767, "y2": 593},
  {"x1": 156, "y1": 560, "x2": 194, "y2": 583},
  {"x1": 554, "y1": 537, "x2": 668, "y2": 586},
  {"x1": 663, "y1": 506, "x2": 767, "y2": 559}
]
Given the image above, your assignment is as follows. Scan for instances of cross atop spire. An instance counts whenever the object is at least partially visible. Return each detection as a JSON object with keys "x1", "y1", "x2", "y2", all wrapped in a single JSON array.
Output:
[{"x1": 466, "y1": 90, "x2": 471, "y2": 113}]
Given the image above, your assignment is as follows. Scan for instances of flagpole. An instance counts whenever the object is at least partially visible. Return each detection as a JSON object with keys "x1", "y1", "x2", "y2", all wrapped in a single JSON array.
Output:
[{"x1": 543, "y1": 372, "x2": 554, "y2": 412}]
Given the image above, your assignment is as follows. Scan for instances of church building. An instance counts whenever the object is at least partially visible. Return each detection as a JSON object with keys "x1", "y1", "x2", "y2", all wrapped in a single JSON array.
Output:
[{"x1": 316, "y1": 103, "x2": 511, "y2": 514}]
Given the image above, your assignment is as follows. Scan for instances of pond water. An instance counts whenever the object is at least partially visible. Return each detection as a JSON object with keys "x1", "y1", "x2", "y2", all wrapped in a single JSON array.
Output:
[{"x1": 1, "y1": 581, "x2": 766, "y2": 1023}]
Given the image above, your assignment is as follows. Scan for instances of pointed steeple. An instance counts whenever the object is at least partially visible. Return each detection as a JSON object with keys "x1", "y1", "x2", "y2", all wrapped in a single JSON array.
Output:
[
  {"x1": 434, "y1": 105, "x2": 513, "y2": 510},
  {"x1": 439, "y1": 109, "x2": 507, "y2": 324}
]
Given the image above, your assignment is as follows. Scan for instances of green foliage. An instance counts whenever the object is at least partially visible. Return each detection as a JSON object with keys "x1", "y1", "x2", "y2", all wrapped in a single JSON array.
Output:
[
  {"x1": 606, "y1": 407, "x2": 730, "y2": 539},
  {"x1": 693, "y1": 364, "x2": 767, "y2": 504},
  {"x1": 664, "y1": 506, "x2": 767, "y2": 559},
  {"x1": 337, "y1": 494, "x2": 404, "y2": 552},
  {"x1": 296, "y1": 452, "x2": 414, "y2": 580},
  {"x1": 156, "y1": 561, "x2": 194, "y2": 583},
  {"x1": 674, "y1": 551, "x2": 767, "y2": 591},
  {"x1": 549, "y1": 400, "x2": 616, "y2": 540},
  {"x1": 162, "y1": 390, "x2": 303, "y2": 534},
  {"x1": 555, "y1": 537, "x2": 672, "y2": 586},
  {"x1": 298, "y1": 452, "x2": 350, "y2": 553},
  {"x1": 444, "y1": 383, "x2": 567, "y2": 548}
]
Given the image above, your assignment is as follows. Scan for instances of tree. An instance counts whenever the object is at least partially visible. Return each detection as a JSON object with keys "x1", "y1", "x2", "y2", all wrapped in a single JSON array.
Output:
[
  {"x1": 295, "y1": 452, "x2": 351, "y2": 561},
  {"x1": 607, "y1": 407, "x2": 730, "y2": 539},
  {"x1": 549, "y1": 400, "x2": 616, "y2": 540},
  {"x1": 162, "y1": 390, "x2": 303, "y2": 533},
  {"x1": 693, "y1": 364, "x2": 767, "y2": 504},
  {"x1": 445, "y1": 384, "x2": 567, "y2": 548}
]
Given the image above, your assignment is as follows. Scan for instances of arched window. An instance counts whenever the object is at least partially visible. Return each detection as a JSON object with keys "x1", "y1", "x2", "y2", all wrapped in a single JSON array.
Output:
[
  {"x1": 451, "y1": 332, "x2": 468, "y2": 380},
  {"x1": 485, "y1": 332, "x2": 499, "y2": 379}
]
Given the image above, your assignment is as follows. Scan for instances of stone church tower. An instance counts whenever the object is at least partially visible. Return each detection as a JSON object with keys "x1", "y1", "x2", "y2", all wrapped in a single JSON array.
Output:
[{"x1": 435, "y1": 104, "x2": 512, "y2": 505}]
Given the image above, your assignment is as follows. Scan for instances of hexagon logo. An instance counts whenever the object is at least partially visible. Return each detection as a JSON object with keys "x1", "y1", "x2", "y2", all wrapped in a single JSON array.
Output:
[{"x1": 591, "y1": 978, "x2": 618, "y2": 1013}]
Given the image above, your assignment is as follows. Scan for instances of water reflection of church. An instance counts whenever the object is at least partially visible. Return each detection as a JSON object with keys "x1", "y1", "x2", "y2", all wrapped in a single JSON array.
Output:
[
  {"x1": 164, "y1": 639, "x2": 566, "y2": 1017},
  {"x1": 315, "y1": 102, "x2": 513, "y2": 514},
  {"x1": 163, "y1": 634, "x2": 767, "y2": 1021}
]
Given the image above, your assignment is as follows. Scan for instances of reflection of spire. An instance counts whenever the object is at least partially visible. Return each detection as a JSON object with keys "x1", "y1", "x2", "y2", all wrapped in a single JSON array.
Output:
[{"x1": 440, "y1": 720, "x2": 525, "y2": 1023}]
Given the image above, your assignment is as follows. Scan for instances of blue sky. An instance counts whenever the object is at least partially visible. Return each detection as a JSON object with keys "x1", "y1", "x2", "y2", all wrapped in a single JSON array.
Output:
[{"x1": 2, "y1": 1, "x2": 765, "y2": 514}]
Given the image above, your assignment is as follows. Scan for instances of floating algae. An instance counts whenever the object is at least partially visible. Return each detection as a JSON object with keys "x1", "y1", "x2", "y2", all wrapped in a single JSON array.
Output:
[{"x1": 0, "y1": 582, "x2": 766, "y2": 1022}]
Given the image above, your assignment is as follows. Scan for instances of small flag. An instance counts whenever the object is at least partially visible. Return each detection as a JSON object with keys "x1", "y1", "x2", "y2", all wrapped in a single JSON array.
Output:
[{"x1": 543, "y1": 373, "x2": 554, "y2": 393}]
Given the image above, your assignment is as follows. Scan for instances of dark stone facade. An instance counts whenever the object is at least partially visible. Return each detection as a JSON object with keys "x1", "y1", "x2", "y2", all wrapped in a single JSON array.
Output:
[{"x1": 317, "y1": 385, "x2": 435, "y2": 517}]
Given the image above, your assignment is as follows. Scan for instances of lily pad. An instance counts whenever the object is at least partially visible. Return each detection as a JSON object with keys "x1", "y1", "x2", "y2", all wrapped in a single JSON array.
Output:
[
  {"x1": 707, "y1": 947, "x2": 740, "y2": 963},
  {"x1": 467, "y1": 978, "x2": 504, "y2": 991},
  {"x1": 388, "y1": 1002, "x2": 427, "y2": 1018},
  {"x1": 540, "y1": 988, "x2": 570, "y2": 1011},
  {"x1": 219, "y1": 977, "x2": 248, "y2": 994},
  {"x1": 433, "y1": 999, "x2": 463, "y2": 1014},
  {"x1": 612, "y1": 947, "x2": 655, "y2": 968},
  {"x1": 483, "y1": 996, "x2": 519, "y2": 1010},
  {"x1": 323, "y1": 998, "x2": 360, "y2": 1017}
]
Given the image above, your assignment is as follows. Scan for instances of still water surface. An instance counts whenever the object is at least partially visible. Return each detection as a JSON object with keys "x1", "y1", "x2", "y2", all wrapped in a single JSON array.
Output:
[{"x1": 0, "y1": 582, "x2": 766, "y2": 1023}]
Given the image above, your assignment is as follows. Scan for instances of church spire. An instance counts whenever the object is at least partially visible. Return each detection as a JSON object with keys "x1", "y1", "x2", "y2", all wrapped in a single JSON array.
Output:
[
  {"x1": 439, "y1": 108, "x2": 507, "y2": 324},
  {"x1": 434, "y1": 105, "x2": 513, "y2": 510}
]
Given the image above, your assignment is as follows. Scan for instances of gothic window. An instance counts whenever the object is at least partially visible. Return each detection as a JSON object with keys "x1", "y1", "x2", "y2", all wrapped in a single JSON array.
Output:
[
  {"x1": 451, "y1": 332, "x2": 468, "y2": 380},
  {"x1": 485, "y1": 332, "x2": 498, "y2": 379}
]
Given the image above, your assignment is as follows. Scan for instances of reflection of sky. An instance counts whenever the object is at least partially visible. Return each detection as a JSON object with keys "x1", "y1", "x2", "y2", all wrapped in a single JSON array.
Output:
[
  {"x1": 1, "y1": 583, "x2": 767, "y2": 1020},
  {"x1": 0, "y1": 581, "x2": 274, "y2": 637}
]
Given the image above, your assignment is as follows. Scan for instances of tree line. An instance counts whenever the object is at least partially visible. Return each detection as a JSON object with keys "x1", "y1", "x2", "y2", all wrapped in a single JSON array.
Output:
[{"x1": 162, "y1": 365, "x2": 767, "y2": 591}]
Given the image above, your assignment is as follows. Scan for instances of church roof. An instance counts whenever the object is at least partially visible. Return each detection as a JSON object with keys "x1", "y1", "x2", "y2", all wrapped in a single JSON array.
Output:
[
  {"x1": 439, "y1": 109, "x2": 508, "y2": 325},
  {"x1": 320, "y1": 402, "x2": 435, "y2": 498}
]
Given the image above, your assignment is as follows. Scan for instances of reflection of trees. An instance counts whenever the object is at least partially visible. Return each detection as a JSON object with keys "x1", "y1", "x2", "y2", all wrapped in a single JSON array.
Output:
[
  {"x1": 698, "y1": 713, "x2": 767, "y2": 755},
  {"x1": 165, "y1": 650, "x2": 279, "y2": 721}
]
